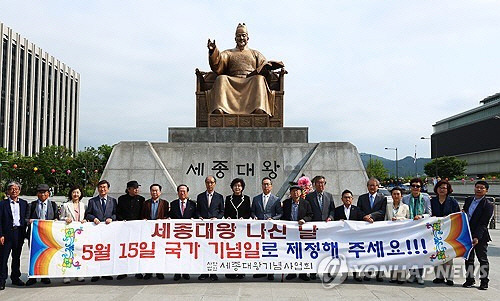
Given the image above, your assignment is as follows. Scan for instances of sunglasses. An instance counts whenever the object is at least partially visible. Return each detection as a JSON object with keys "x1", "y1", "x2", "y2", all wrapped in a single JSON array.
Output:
[{"x1": 411, "y1": 185, "x2": 421, "y2": 188}]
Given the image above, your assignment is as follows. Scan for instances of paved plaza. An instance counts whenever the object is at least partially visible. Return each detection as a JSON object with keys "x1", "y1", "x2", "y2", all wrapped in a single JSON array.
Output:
[{"x1": 0, "y1": 229, "x2": 498, "y2": 301}]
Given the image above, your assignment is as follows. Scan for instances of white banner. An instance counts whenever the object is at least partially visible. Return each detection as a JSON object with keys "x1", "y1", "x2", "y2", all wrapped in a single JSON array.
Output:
[{"x1": 28, "y1": 212, "x2": 472, "y2": 277}]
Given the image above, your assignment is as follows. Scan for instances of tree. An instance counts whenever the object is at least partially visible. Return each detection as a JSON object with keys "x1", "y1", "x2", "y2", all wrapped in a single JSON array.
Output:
[
  {"x1": 365, "y1": 159, "x2": 388, "y2": 180},
  {"x1": 424, "y1": 156, "x2": 467, "y2": 179}
]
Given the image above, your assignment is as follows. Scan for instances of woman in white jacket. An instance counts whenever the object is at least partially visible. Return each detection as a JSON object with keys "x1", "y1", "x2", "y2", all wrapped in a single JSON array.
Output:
[
  {"x1": 385, "y1": 187, "x2": 410, "y2": 284},
  {"x1": 60, "y1": 186, "x2": 87, "y2": 284}
]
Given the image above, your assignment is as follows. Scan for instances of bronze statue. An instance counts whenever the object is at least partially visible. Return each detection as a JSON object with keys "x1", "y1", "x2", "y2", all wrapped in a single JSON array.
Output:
[{"x1": 206, "y1": 23, "x2": 283, "y2": 116}]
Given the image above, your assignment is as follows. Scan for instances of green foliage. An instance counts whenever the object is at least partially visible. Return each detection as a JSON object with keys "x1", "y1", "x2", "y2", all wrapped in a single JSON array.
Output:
[
  {"x1": 424, "y1": 156, "x2": 467, "y2": 179},
  {"x1": 0, "y1": 144, "x2": 113, "y2": 196},
  {"x1": 365, "y1": 159, "x2": 388, "y2": 180}
]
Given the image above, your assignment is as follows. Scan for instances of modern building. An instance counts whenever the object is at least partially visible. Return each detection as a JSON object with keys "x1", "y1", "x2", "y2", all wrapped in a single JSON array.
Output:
[
  {"x1": 432, "y1": 93, "x2": 500, "y2": 177},
  {"x1": 0, "y1": 21, "x2": 79, "y2": 156}
]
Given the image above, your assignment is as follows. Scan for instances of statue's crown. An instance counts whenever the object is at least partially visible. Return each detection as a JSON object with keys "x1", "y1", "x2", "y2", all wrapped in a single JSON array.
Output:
[{"x1": 236, "y1": 23, "x2": 247, "y2": 33}]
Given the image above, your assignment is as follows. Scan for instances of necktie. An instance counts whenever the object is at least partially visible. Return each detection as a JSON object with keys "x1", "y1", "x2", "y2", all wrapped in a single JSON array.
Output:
[
  {"x1": 208, "y1": 193, "x2": 212, "y2": 207},
  {"x1": 41, "y1": 202, "x2": 46, "y2": 219},
  {"x1": 181, "y1": 201, "x2": 186, "y2": 216},
  {"x1": 101, "y1": 198, "x2": 106, "y2": 213},
  {"x1": 369, "y1": 195, "x2": 374, "y2": 208},
  {"x1": 318, "y1": 193, "x2": 323, "y2": 210},
  {"x1": 263, "y1": 195, "x2": 268, "y2": 209}
]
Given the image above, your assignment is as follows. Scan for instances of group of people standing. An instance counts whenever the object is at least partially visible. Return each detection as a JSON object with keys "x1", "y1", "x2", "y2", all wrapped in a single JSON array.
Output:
[{"x1": 0, "y1": 175, "x2": 495, "y2": 291}]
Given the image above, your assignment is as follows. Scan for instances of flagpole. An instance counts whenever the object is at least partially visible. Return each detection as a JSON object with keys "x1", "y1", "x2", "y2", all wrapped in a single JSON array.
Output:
[{"x1": 414, "y1": 145, "x2": 418, "y2": 177}]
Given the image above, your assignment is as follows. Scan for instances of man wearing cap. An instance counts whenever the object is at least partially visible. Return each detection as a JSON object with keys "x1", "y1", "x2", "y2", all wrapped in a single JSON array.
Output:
[
  {"x1": 0, "y1": 181, "x2": 30, "y2": 290},
  {"x1": 196, "y1": 175, "x2": 224, "y2": 281},
  {"x1": 85, "y1": 179, "x2": 117, "y2": 282},
  {"x1": 26, "y1": 184, "x2": 59, "y2": 286},
  {"x1": 117, "y1": 180, "x2": 145, "y2": 280},
  {"x1": 281, "y1": 185, "x2": 313, "y2": 281}
]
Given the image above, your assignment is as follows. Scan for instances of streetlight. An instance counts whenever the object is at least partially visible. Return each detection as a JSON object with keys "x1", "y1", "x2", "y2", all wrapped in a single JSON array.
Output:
[
  {"x1": 385, "y1": 147, "x2": 398, "y2": 182},
  {"x1": 421, "y1": 136, "x2": 438, "y2": 177}
]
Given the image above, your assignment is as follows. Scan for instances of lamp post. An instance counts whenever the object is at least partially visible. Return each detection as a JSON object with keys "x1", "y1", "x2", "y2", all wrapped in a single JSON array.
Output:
[
  {"x1": 421, "y1": 136, "x2": 438, "y2": 177},
  {"x1": 384, "y1": 147, "x2": 398, "y2": 182}
]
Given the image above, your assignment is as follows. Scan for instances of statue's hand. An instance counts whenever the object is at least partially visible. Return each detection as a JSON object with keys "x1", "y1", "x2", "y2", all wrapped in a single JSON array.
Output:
[{"x1": 207, "y1": 39, "x2": 216, "y2": 51}]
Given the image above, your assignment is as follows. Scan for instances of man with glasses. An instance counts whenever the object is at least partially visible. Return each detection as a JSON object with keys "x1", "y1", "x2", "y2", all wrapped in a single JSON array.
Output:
[
  {"x1": 196, "y1": 176, "x2": 224, "y2": 281},
  {"x1": 251, "y1": 177, "x2": 282, "y2": 281},
  {"x1": 402, "y1": 177, "x2": 431, "y2": 285},
  {"x1": 85, "y1": 179, "x2": 117, "y2": 282},
  {"x1": 0, "y1": 182, "x2": 29, "y2": 290},
  {"x1": 462, "y1": 180, "x2": 494, "y2": 290},
  {"x1": 357, "y1": 178, "x2": 387, "y2": 282}
]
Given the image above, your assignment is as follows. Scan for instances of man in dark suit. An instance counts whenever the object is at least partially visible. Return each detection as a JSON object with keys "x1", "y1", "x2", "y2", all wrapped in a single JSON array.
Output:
[
  {"x1": 305, "y1": 175, "x2": 335, "y2": 280},
  {"x1": 251, "y1": 177, "x2": 282, "y2": 281},
  {"x1": 282, "y1": 185, "x2": 313, "y2": 281},
  {"x1": 0, "y1": 181, "x2": 29, "y2": 290},
  {"x1": 196, "y1": 176, "x2": 224, "y2": 281},
  {"x1": 357, "y1": 178, "x2": 387, "y2": 282},
  {"x1": 116, "y1": 180, "x2": 145, "y2": 280},
  {"x1": 84, "y1": 179, "x2": 117, "y2": 282},
  {"x1": 26, "y1": 184, "x2": 60, "y2": 286},
  {"x1": 334, "y1": 189, "x2": 364, "y2": 282},
  {"x1": 141, "y1": 183, "x2": 168, "y2": 280},
  {"x1": 306, "y1": 176, "x2": 336, "y2": 222},
  {"x1": 462, "y1": 180, "x2": 494, "y2": 290},
  {"x1": 169, "y1": 184, "x2": 197, "y2": 281}
]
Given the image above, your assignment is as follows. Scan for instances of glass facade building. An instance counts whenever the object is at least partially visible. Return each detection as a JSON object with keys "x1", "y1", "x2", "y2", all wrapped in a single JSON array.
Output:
[{"x1": 0, "y1": 22, "x2": 79, "y2": 156}]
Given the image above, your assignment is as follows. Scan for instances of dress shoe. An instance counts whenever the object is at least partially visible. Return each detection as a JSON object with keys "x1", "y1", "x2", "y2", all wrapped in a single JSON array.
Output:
[
  {"x1": 298, "y1": 274, "x2": 310, "y2": 281},
  {"x1": 446, "y1": 280, "x2": 454, "y2": 286},
  {"x1": 376, "y1": 276, "x2": 383, "y2": 282},
  {"x1": 77, "y1": 277, "x2": 85, "y2": 282},
  {"x1": 363, "y1": 276, "x2": 371, "y2": 281},
  {"x1": 143, "y1": 273, "x2": 152, "y2": 280},
  {"x1": 156, "y1": 274, "x2": 164, "y2": 280},
  {"x1": 285, "y1": 274, "x2": 297, "y2": 280},
  {"x1": 309, "y1": 273, "x2": 317, "y2": 280},
  {"x1": 173, "y1": 274, "x2": 181, "y2": 281},
  {"x1": 478, "y1": 282, "x2": 488, "y2": 290},
  {"x1": 354, "y1": 276, "x2": 363, "y2": 282},
  {"x1": 135, "y1": 273, "x2": 143, "y2": 279},
  {"x1": 198, "y1": 274, "x2": 208, "y2": 280},
  {"x1": 210, "y1": 274, "x2": 219, "y2": 281},
  {"x1": 102, "y1": 276, "x2": 113, "y2": 280},
  {"x1": 182, "y1": 274, "x2": 190, "y2": 280},
  {"x1": 63, "y1": 278, "x2": 71, "y2": 284},
  {"x1": 91, "y1": 276, "x2": 100, "y2": 282},
  {"x1": 225, "y1": 274, "x2": 236, "y2": 279},
  {"x1": 433, "y1": 278, "x2": 444, "y2": 284},
  {"x1": 267, "y1": 274, "x2": 274, "y2": 281},
  {"x1": 407, "y1": 275, "x2": 416, "y2": 283},
  {"x1": 236, "y1": 274, "x2": 244, "y2": 279},
  {"x1": 41, "y1": 278, "x2": 51, "y2": 284},
  {"x1": 462, "y1": 280, "x2": 475, "y2": 288},
  {"x1": 389, "y1": 279, "x2": 397, "y2": 283},
  {"x1": 253, "y1": 274, "x2": 266, "y2": 278},
  {"x1": 0, "y1": 282, "x2": 5, "y2": 290},
  {"x1": 417, "y1": 278, "x2": 424, "y2": 285},
  {"x1": 116, "y1": 274, "x2": 127, "y2": 280},
  {"x1": 11, "y1": 279, "x2": 25, "y2": 286},
  {"x1": 397, "y1": 280, "x2": 405, "y2": 285},
  {"x1": 25, "y1": 278, "x2": 37, "y2": 286}
]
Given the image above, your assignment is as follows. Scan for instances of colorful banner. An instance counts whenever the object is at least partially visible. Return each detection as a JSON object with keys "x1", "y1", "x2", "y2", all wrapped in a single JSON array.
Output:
[{"x1": 28, "y1": 212, "x2": 472, "y2": 277}]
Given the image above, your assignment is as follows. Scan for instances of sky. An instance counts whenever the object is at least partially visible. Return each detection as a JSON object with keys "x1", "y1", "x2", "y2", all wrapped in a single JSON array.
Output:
[{"x1": 2, "y1": 1, "x2": 500, "y2": 159}]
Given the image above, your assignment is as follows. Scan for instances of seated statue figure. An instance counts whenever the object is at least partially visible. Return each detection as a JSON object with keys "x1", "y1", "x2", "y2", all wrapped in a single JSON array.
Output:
[{"x1": 207, "y1": 23, "x2": 283, "y2": 116}]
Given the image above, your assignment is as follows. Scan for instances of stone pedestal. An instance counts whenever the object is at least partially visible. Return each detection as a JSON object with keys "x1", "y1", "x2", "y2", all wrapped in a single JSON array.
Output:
[
  {"x1": 169, "y1": 127, "x2": 308, "y2": 143},
  {"x1": 101, "y1": 136, "x2": 368, "y2": 204}
]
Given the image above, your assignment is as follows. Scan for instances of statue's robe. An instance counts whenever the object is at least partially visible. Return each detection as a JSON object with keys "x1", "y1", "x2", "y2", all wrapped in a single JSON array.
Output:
[{"x1": 207, "y1": 47, "x2": 275, "y2": 116}]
